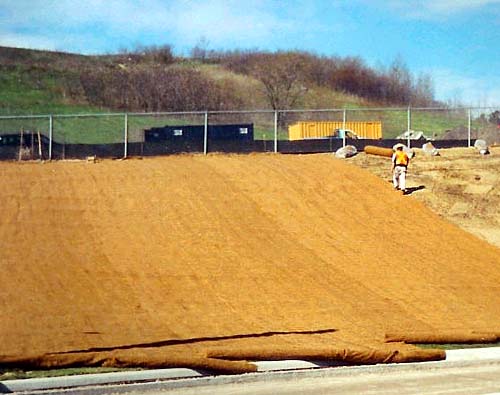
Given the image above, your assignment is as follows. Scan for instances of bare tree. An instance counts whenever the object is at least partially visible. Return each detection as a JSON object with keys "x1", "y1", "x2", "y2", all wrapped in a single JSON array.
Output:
[
  {"x1": 78, "y1": 62, "x2": 243, "y2": 112},
  {"x1": 67, "y1": 47, "x2": 440, "y2": 111},
  {"x1": 250, "y1": 52, "x2": 308, "y2": 110},
  {"x1": 386, "y1": 56, "x2": 412, "y2": 104},
  {"x1": 190, "y1": 37, "x2": 210, "y2": 62},
  {"x1": 488, "y1": 110, "x2": 500, "y2": 125},
  {"x1": 412, "y1": 73, "x2": 435, "y2": 106}
]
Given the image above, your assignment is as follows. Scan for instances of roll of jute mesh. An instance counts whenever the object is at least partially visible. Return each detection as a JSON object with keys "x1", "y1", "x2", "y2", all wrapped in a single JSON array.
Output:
[{"x1": 364, "y1": 145, "x2": 393, "y2": 157}]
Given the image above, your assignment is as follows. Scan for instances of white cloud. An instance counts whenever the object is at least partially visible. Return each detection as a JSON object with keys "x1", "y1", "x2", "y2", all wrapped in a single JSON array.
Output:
[
  {"x1": 432, "y1": 68, "x2": 500, "y2": 106},
  {"x1": 0, "y1": 0, "x2": 307, "y2": 53},
  {"x1": 0, "y1": 32, "x2": 57, "y2": 51},
  {"x1": 368, "y1": 0, "x2": 500, "y2": 19},
  {"x1": 166, "y1": 1, "x2": 296, "y2": 49},
  {"x1": 422, "y1": 0, "x2": 500, "y2": 14},
  {"x1": 1, "y1": 0, "x2": 173, "y2": 34}
]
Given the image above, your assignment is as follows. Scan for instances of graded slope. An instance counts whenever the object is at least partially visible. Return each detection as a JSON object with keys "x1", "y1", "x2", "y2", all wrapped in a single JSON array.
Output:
[
  {"x1": 0, "y1": 154, "x2": 499, "y2": 373},
  {"x1": 349, "y1": 147, "x2": 500, "y2": 248}
]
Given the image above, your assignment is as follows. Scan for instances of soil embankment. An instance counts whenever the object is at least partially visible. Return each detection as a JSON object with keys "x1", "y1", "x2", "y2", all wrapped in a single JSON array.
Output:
[
  {"x1": 1, "y1": 154, "x2": 499, "y2": 373},
  {"x1": 350, "y1": 147, "x2": 500, "y2": 248}
]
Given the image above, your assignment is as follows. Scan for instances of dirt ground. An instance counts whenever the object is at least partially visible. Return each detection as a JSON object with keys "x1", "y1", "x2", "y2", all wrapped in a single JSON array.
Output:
[
  {"x1": 0, "y1": 152, "x2": 499, "y2": 373},
  {"x1": 348, "y1": 146, "x2": 500, "y2": 248}
]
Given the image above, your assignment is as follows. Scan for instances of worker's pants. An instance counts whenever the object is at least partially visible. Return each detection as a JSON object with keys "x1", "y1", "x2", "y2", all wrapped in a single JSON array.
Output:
[{"x1": 393, "y1": 166, "x2": 407, "y2": 190}]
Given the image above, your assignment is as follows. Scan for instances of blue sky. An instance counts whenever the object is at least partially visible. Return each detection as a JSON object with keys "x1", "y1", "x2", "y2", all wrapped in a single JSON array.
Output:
[{"x1": 1, "y1": 0, "x2": 499, "y2": 106}]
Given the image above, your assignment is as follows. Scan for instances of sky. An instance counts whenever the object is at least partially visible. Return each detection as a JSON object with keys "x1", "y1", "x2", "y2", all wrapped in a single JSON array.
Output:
[{"x1": 1, "y1": 0, "x2": 499, "y2": 106}]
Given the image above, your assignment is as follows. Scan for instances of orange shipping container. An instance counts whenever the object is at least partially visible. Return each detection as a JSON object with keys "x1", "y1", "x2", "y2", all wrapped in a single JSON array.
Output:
[{"x1": 288, "y1": 121, "x2": 382, "y2": 140}]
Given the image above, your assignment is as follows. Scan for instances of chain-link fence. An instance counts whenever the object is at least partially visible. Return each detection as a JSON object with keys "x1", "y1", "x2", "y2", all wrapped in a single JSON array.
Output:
[{"x1": 1, "y1": 107, "x2": 499, "y2": 160}]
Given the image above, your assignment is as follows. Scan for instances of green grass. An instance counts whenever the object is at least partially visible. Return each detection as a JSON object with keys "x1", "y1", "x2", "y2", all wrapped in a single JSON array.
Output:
[
  {"x1": 0, "y1": 367, "x2": 139, "y2": 381},
  {"x1": 0, "y1": 66, "x2": 105, "y2": 116},
  {"x1": 401, "y1": 110, "x2": 469, "y2": 138},
  {"x1": 0, "y1": 112, "x2": 287, "y2": 144},
  {"x1": 0, "y1": 61, "x2": 478, "y2": 143},
  {"x1": 0, "y1": 110, "x2": 473, "y2": 144},
  {"x1": 255, "y1": 128, "x2": 288, "y2": 140},
  {"x1": 0, "y1": 64, "x2": 282, "y2": 143},
  {"x1": 0, "y1": 65, "x2": 120, "y2": 143},
  {"x1": 343, "y1": 108, "x2": 470, "y2": 139},
  {"x1": 0, "y1": 114, "x2": 206, "y2": 144}
]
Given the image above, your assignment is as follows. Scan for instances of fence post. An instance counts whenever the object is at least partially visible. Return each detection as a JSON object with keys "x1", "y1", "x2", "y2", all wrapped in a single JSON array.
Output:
[
  {"x1": 467, "y1": 108, "x2": 472, "y2": 148},
  {"x1": 124, "y1": 113, "x2": 128, "y2": 158},
  {"x1": 407, "y1": 106, "x2": 411, "y2": 149},
  {"x1": 49, "y1": 115, "x2": 53, "y2": 160},
  {"x1": 203, "y1": 111, "x2": 208, "y2": 155},
  {"x1": 274, "y1": 110, "x2": 278, "y2": 153},
  {"x1": 18, "y1": 127, "x2": 24, "y2": 161},
  {"x1": 342, "y1": 108, "x2": 347, "y2": 148}
]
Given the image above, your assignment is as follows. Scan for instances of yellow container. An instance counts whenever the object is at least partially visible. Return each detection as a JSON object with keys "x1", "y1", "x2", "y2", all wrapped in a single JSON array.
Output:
[{"x1": 288, "y1": 121, "x2": 382, "y2": 140}]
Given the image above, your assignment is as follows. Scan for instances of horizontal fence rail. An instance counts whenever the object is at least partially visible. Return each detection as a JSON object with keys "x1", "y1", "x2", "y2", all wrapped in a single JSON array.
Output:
[{"x1": 0, "y1": 106, "x2": 498, "y2": 161}]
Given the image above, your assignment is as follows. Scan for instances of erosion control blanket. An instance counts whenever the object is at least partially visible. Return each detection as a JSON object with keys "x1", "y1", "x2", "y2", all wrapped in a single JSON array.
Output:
[{"x1": 1, "y1": 154, "x2": 499, "y2": 373}]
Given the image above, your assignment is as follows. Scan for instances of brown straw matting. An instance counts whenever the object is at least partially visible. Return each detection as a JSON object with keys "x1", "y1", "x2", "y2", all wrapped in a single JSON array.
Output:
[{"x1": 1, "y1": 154, "x2": 499, "y2": 373}]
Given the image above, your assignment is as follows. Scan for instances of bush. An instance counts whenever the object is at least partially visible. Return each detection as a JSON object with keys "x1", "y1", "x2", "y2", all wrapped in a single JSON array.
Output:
[{"x1": 79, "y1": 64, "x2": 242, "y2": 112}]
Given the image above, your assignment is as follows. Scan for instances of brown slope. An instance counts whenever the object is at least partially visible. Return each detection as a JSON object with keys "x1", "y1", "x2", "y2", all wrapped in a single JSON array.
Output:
[
  {"x1": 0, "y1": 154, "x2": 499, "y2": 372},
  {"x1": 349, "y1": 147, "x2": 500, "y2": 248}
]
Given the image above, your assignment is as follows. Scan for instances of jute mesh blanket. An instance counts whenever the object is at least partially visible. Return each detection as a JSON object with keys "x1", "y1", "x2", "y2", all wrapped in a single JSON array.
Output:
[{"x1": 1, "y1": 154, "x2": 499, "y2": 373}]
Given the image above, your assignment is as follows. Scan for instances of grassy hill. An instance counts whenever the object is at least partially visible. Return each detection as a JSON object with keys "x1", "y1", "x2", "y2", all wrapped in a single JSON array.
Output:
[
  {"x1": 0, "y1": 46, "x2": 369, "y2": 143},
  {"x1": 0, "y1": 46, "x2": 485, "y2": 143},
  {"x1": 0, "y1": 47, "x2": 103, "y2": 114},
  {"x1": 0, "y1": 46, "x2": 370, "y2": 114}
]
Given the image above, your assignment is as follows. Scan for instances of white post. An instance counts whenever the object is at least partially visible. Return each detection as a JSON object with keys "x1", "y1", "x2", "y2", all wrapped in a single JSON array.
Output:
[
  {"x1": 342, "y1": 108, "x2": 347, "y2": 148},
  {"x1": 407, "y1": 106, "x2": 411, "y2": 149},
  {"x1": 18, "y1": 127, "x2": 24, "y2": 161},
  {"x1": 37, "y1": 130, "x2": 42, "y2": 159},
  {"x1": 49, "y1": 115, "x2": 53, "y2": 160},
  {"x1": 467, "y1": 108, "x2": 472, "y2": 148},
  {"x1": 203, "y1": 111, "x2": 208, "y2": 155},
  {"x1": 124, "y1": 113, "x2": 128, "y2": 158},
  {"x1": 274, "y1": 110, "x2": 278, "y2": 153}
]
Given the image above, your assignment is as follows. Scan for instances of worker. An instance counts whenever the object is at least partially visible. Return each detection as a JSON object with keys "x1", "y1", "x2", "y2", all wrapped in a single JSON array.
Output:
[{"x1": 392, "y1": 145, "x2": 410, "y2": 194}]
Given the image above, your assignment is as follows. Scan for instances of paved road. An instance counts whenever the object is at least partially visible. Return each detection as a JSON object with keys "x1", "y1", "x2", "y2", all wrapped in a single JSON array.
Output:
[
  {"x1": 118, "y1": 363, "x2": 500, "y2": 395},
  {"x1": 4, "y1": 349, "x2": 500, "y2": 394}
]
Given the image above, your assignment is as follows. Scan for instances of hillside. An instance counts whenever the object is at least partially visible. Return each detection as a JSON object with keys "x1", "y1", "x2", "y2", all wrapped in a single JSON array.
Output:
[
  {"x1": 0, "y1": 46, "x2": 369, "y2": 117},
  {"x1": 0, "y1": 47, "x2": 105, "y2": 115},
  {"x1": 3, "y1": 46, "x2": 499, "y2": 145},
  {"x1": 1, "y1": 154, "x2": 499, "y2": 373}
]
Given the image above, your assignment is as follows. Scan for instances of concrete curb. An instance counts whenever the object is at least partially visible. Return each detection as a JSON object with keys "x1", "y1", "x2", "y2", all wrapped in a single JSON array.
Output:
[
  {"x1": 445, "y1": 346, "x2": 500, "y2": 361},
  {"x1": 0, "y1": 368, "x2": 203, "y2": 393},
  {"x1": 2, "y1": 347, "x2": 500, "y2": 394}
]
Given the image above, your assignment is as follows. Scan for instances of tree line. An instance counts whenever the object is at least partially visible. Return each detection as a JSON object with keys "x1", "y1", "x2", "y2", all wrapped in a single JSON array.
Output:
[
  {"x1": 2, "y1": 45, "x2": 436, "y2": 112},
  {"x1": 207, "y1": 50, "x2": 436, "y2": 109},
  {"x1": 79, "y1": 64, "x2": 243, "y2": 112}
]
